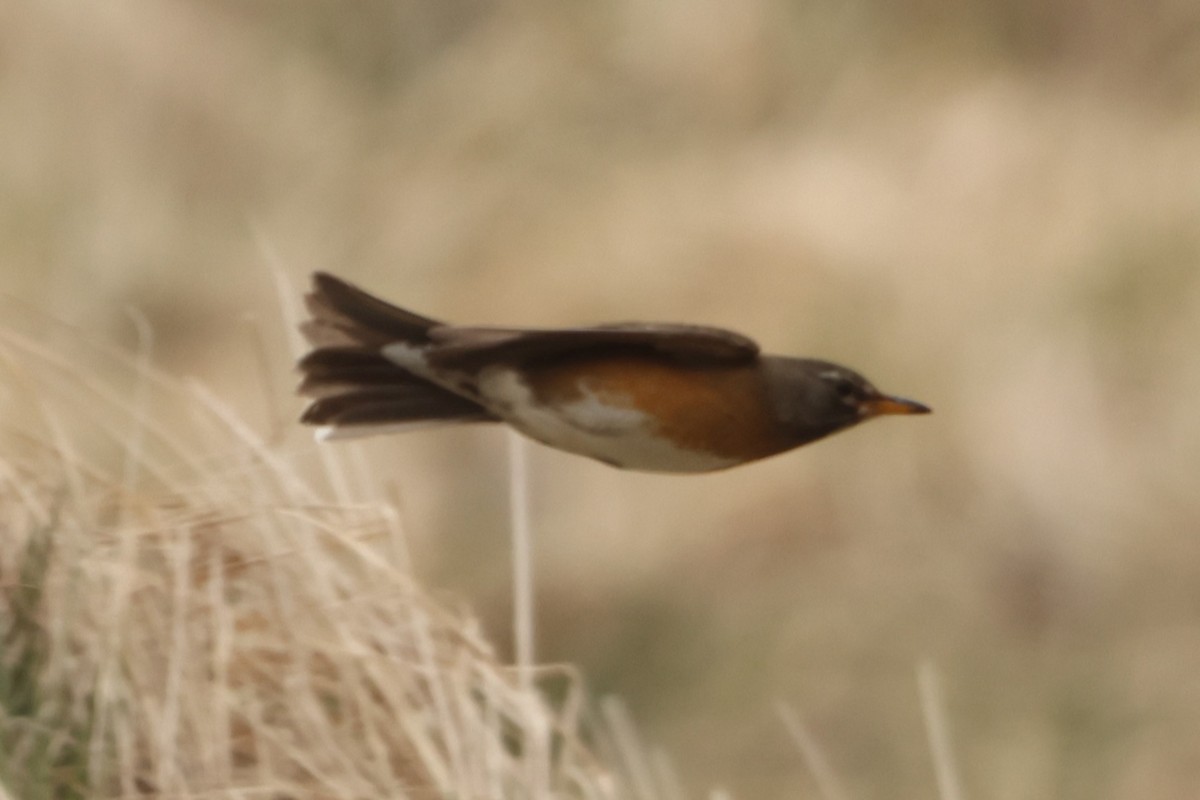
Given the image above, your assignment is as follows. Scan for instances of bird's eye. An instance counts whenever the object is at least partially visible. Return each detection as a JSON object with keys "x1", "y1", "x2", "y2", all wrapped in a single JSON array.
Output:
[{"x1": 833, "y1": 378, "x2": 857, "y2": 400}]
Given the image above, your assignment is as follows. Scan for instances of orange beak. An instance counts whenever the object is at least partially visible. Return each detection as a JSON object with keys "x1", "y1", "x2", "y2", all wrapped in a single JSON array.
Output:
[{"x1": 861, "y1": 394, "x2": 932, "y2": 417}]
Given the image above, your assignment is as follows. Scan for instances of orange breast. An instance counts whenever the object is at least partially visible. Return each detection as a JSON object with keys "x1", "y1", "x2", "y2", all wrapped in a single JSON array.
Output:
[{"x1": 525, "y1": 355, "x2": 789, "y2": 463}]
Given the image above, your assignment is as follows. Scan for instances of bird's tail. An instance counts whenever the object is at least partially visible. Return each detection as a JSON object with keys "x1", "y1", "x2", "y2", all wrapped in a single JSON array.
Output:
[{"x1": 297, "y1": 272, "x2": 496, "y2": 439}]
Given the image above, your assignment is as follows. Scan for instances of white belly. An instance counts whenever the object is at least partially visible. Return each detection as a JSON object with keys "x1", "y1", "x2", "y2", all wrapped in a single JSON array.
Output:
[{"x1": 476, "y1": 368, "x2": 738, "y2": 473}]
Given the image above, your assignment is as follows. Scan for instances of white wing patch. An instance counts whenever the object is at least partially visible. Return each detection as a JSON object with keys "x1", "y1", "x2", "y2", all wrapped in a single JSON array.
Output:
[{"x1": 558, "y1": 382, "x2": 648, "y2": 434}]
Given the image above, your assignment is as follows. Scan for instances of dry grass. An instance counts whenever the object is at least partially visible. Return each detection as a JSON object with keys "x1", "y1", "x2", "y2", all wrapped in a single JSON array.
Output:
[
  {"x1": 0, "y1": 320, "x2": 690, "y2": 799},
  {"x1": 5, "y1": 1, "x2": 1200, "y2": 797}
]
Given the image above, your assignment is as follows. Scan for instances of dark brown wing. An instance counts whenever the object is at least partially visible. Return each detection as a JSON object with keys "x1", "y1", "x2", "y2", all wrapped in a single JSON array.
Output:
[{"x1": 424, "y1": 323, "x2": 760, "y2": 370}]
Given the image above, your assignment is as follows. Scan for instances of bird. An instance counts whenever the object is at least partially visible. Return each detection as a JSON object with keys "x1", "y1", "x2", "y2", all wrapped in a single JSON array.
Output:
[{"x1": 297, "y1": 272, "x2": 930, "y2": 473}]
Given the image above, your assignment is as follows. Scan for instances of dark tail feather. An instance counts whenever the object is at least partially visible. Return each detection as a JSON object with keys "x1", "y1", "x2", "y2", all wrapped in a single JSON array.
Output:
[
  {"x1": 298, "y1": 347, "x2": 496, "y2": 437},
  {"x1": 298, "y1": 273, "x2": 495, "y2": 437},
  {"x1": 302, "y1": 272, "x2": 443, "y2": 348},
  {"x1": 302, "y1": 387, "x2": 495, "y2": 437},
  {"x1": 298, "y1": 348, "x2": 421, "y2": 398}
]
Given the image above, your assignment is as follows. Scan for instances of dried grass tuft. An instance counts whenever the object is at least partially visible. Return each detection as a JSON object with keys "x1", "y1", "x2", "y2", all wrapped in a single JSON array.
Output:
[{"x1": 0, "y1": 322, "x2": 666, "y2": 799}]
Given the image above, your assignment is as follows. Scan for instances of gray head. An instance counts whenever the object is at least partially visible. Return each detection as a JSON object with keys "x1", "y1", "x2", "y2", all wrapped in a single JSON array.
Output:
[{"x1": 762, "y1": 357, "x2": 931, "y2": 446}]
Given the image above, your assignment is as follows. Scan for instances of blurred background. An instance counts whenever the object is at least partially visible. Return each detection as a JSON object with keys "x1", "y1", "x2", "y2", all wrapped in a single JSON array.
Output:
[{"x1": 3, "y1": 1, "x2": 1200, "y2": 797}]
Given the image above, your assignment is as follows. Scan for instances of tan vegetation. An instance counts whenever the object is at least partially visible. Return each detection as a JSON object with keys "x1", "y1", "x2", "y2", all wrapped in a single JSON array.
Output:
[
  {"x1": 3, "y1": 1, "x2": 1200, "y2": 797},
  {"x1": 0, "y1": 323, "x2": 678, "y2": 798}
]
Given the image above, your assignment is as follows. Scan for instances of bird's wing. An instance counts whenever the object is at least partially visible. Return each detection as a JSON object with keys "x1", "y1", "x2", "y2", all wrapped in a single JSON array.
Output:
[{"x1": 424, "y1": 323, "x2": 761, "y2": 369}]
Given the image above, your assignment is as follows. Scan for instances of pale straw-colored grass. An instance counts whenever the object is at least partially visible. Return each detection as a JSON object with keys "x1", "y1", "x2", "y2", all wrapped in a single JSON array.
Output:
[{"x1": 0, "y1": 317, "x2": 679, "y2": 799}]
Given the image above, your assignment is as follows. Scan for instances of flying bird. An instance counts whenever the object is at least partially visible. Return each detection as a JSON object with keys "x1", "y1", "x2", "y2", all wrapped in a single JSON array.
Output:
[{"x1": 298, "y1": 272, "x2": 929, "y2": 473}]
